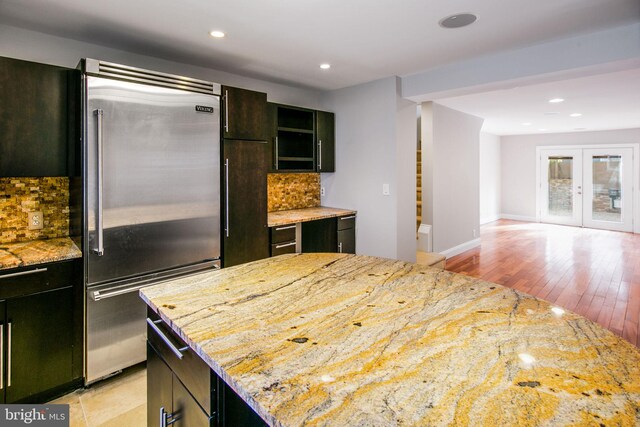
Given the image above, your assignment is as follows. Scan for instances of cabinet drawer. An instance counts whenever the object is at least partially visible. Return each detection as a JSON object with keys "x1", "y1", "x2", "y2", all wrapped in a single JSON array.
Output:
[
  {"x1": 147, "y1": 309, "x2": 217, "y2": 415},
  {"x1": 271, "y1": 241, "x2": 296, "y2": 257},
  {"x1": 270, "y1": 224, "x2": 296, "y2": 244},
  {"x1": 337, "y1": 215, "x2": 356, "y2": 231},
  {"x1": 0, "y1": 260, "x2": 76, "y2": 300}
]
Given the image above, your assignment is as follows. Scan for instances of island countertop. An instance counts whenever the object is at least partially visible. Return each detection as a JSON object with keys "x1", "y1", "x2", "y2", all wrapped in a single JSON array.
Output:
[
  {"x1": 140, "y1": 253, "x2": 640, "y2": 426},
  {"x1": 267, "y1": 206, "x2": 356, "y2": 227}
]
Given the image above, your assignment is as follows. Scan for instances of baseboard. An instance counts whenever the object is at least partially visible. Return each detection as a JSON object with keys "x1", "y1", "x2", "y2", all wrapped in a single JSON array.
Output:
[
  {"x1": 500, "y1": 213, "x2": 538, "y2": 222},
  {"x1": 480, "y1": 214, "x2": 501, "y2": 225},
  {"x1": 440, "y1": 238, "x2": 481, "y2": 258}
]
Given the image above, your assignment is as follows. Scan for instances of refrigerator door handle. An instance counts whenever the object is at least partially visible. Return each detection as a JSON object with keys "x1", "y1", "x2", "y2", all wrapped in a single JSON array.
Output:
[
  {"x1": 91, "y1": 283, "x2": 150, "y2": 301},
  {"x1": 94, "y1": 109, "x2": 105, "y2": 256},
  {"x1": 225, "y1": 158, "x2": 230, "y2": 238}
]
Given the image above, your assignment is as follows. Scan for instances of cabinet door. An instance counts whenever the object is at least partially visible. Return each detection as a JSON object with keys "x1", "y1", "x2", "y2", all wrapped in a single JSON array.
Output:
[
  {"x1": 5, "y1": 287, "x2": 74, "y2": 403},
  {"x1": 0, "y1": 57, "x2": 71, "y2": 177},
  {"x1": 337, "y1": 229, "x2": 356, "y2": 254},
  {"x1": 316, "y1": 111, "x2": 335, "y2": 172},
  {"x1": 173, "y1": 376, "x2": 215, "y2": 427},
  {"x1": 223, "y1": 140, "x2": 270, "y2": 267},
  {"x1": 147, "y1": 343, "x2": 174, "y2": 427},
  {"x1": 222, "y1": 86, "x2": 268, "y2": 141},
  {"x1": 301, "y1": 218, "x2": 337, "y2": 253}
]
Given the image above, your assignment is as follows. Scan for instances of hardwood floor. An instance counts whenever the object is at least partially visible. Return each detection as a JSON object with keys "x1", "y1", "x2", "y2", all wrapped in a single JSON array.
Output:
[{"x1": 446, "y1": 219, "x2": 640, "y2": 348}]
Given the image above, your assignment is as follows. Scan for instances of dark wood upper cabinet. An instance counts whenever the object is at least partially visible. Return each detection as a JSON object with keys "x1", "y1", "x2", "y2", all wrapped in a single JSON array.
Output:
[
  {"x1": 269, "y1": 103, "x2": 336, "y2": 173},
  {"x1": 222, "y1": 140, "x2": 270, "y2": 267},
  {"x1": 222, "y1": 86, "x2": 268, "y2": 141},
  {"x1": 0, "y1": 56, "x2": 78, "y2": 177},
  {"x1": 316, "y1": 110, "x2": 335, "y2": 172}
]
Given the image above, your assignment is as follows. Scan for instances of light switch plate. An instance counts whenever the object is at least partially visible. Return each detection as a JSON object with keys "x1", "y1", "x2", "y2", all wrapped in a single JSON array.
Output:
[
  {"x1": 28, "y1": 211, "x2": 44, "y2": 230},
  {"x1": 382, "y1": 183, "x2": 390, "y2": 196}
]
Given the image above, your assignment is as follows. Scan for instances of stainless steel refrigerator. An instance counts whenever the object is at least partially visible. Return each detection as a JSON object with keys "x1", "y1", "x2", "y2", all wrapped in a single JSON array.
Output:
[{"x1": 81, "y1": 59, "x2": 221, "y2": 384}]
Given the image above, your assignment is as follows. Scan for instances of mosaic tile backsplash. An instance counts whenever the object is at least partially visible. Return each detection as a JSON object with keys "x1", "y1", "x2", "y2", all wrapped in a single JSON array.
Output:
[
  {"x1": 0, "y1": 177, "x2": 70, "y2": 243},
  {"x1": 267, "y1": 173, "x2": 321, "y2": 212}
]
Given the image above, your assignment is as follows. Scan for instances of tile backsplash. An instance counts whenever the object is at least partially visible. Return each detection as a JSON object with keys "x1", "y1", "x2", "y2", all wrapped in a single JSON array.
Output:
[
  {"x1": 267, "y1": 173, "x2": 321, "y2": 212},
  {"x1": 0, "y1": 177, "x2": 70, "y2": 243}
]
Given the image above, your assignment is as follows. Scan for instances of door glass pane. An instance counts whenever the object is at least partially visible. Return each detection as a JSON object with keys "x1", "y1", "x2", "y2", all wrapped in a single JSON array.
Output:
[
  {"x1": 591, "y1": 155, "x2": 622, "y2": 222},
  {"x1": 548, "y1": 157, "x2": 573, "y2": 217}
]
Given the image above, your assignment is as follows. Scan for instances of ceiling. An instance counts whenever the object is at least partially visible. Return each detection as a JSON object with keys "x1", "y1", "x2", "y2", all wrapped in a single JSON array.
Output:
[
  {"x1": 436, "y1": 68, "x2": 640, "y2": 136},
  {"x1": 1, "y1": 0, "x2": 639, "y2": 91}
]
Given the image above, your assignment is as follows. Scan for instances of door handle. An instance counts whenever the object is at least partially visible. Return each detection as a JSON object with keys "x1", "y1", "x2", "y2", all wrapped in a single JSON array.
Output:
[
  {"x1": 94, "y1": 109, "x2": 105, "y2": 256},
  {"x1": 225, "y1": 158, "x2": 230, "y2": 238},
  {"x1": 274, "y1": 136, "x2": 279, "y2": 170},
  {"x1": 224, "y1": 89, "x2": 229, "y2": 133},
  {"x1": 7, "y1": 322, "x2": 11, "y2": 387},
  {"x1": 338, "y1": 242, "x2": 343, "y2": 253},
  {"x1": 318, "y1": 139, "x2": 322, "y2": 171},
  {"x1": 0, "y1": 324, "x2": 3, "y2": 390}
]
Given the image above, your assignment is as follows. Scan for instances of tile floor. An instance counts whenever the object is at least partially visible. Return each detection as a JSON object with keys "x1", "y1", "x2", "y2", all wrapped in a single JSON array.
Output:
[{"x1": 49, "y1": 364, "x2": 147, "y2": 427}]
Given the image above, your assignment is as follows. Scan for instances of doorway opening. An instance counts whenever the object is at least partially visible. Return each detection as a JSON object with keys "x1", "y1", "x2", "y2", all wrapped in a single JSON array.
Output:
[{"x1": 537, "y1": 145, "x2": 639, "y2": 232}]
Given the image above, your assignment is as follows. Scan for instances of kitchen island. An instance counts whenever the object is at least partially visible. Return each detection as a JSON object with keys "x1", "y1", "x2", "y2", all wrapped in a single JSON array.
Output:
[{"x1": 140, "y1": 253, "x2": 640, "y2": 426}]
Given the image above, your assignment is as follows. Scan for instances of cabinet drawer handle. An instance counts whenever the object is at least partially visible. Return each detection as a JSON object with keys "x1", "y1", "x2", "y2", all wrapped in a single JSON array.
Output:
[
  {"x1": 340, "y1": 215, "x2": 356, "y2": 220},
  {"x1": 338, "y1": 242, "x2": 343, "y2": 253},
  {"x1": 275, "y1": 225, "x2": 296, "y2": 231},
  {"x1": 318, "y1": 139, "x2": 322, "y2": 171},
  {"x1": 274, "y1": 136, "x2": 279, "y2": 170},
  {"x1": 275, "y1": 242, "x2": 296, "y2": 249},
  {"x1": 0, "y1": 267, "x2": 47, "y2": 280},
  {"x1": 147, "y1": 318, "x2": 188, "y2": 360}
]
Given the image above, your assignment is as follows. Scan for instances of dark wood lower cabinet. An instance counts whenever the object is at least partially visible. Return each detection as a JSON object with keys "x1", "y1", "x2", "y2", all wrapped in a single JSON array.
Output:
[
  {"x1": 337, "y1": 229, "x2": 356, "y2": 254},
  {"x1": 301, "y1": 218, "x2": 337, "y2": 253},
  {"x1": 0, "y1": 259, "x2": 82, "y2": 403},
  {"x1": 5, "y1": 287, "x2": 75, "y2": 403},
  {"x1": 147, "y1": 310, "x2": 266, "y2": 427}
]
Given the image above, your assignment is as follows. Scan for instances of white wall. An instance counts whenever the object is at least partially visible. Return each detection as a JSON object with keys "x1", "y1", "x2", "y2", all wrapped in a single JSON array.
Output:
[
  {"x1": 479, "y1": 132, "x2": 501, "y2": 224},
  {"x1": 0, "y1": 24, "x2": 322, "y2": 107},
  {"x1": 422, "y1": 103, "x2": 484, "y2": 255},
  {"x1": 320, "y1": 77, "x2": 417, "y2": 261},
  {"x1": 501, "y1": 128, "x2": 640, "y2": 219}
]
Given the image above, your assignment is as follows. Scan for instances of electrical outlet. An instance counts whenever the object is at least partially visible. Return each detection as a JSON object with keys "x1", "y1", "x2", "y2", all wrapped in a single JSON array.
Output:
[
  {"x1": 28, "y1": 211, "x2": 44, "y2": 230},
  {"x1": 472, "y1": 229, "x2": 477, "y2": 238},
  {"x1": 321, "y1": 186, "x2": 325, "y2": 197}
]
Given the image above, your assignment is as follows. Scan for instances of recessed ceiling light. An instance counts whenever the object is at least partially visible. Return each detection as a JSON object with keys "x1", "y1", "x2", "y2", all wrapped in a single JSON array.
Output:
[
  {"x1": 522, "y1": 122, "x2": 532, "y2": 126},
  {"x1": 548, "y1": 98, "x2": 564, "y2": 103},
  {"x1": 320, "y1": 63, "x2": 331, "y2": 70},
  {"x1": 570, "y1": 113, "x2": 583, "y2": 117},
  {"x1": 439, "y1": 13, "x2": 477, "y2": 29},
  {"x1": 209, "y1": 30, "x2": 225, "y2": 38},
  {"x1": 544, "y1": 112, "x2": 560, "y2": 116}
]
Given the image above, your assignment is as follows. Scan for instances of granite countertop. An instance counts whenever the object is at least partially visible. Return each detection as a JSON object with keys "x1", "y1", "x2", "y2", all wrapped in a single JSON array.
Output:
[
  {"x1": 0, "y1": 237, "x2": 82, "y2": 271},
  {"x1": 268, "y1": 206, "x2": 357, "y2": 227},
  {"x1": 140, "y1": 253, "x2": 640, "y2": 427}
]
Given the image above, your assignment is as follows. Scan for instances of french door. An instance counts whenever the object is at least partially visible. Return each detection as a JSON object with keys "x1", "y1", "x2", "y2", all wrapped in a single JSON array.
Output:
[{"x1": 540, "y1": 147, "x2": 633, "y2": 232}]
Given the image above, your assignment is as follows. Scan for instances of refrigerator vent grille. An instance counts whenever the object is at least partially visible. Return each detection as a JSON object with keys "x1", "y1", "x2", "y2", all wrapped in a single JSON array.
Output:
[{"x1": 94, "y1": 61, "x2": 215, "y2": 95}]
